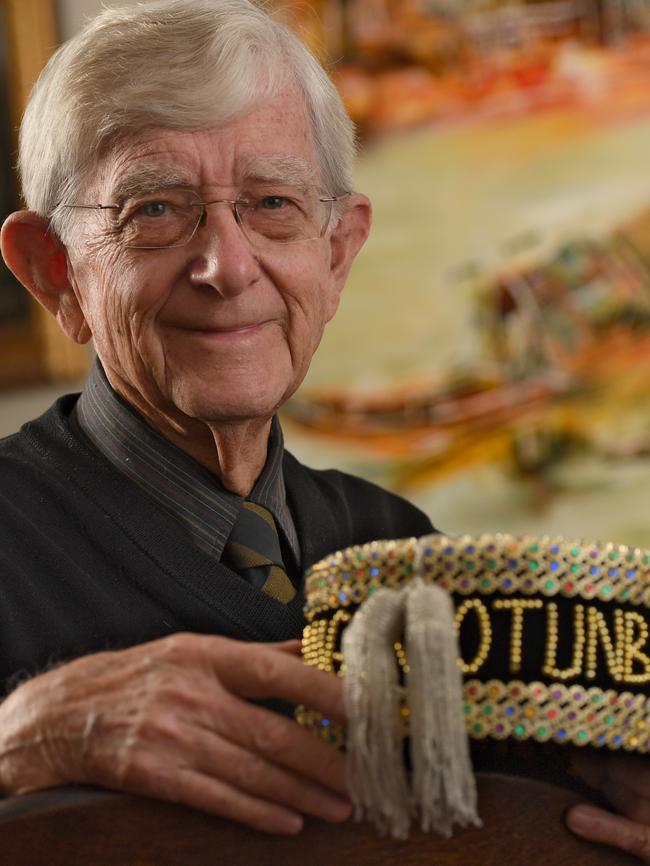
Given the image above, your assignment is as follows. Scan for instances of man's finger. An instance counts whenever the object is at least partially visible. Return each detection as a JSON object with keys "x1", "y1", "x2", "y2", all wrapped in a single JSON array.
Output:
[
  {"x1": 206, "y1": 640, "x2": 346, "y2": 723},
  {"x1": 261, "y1": 640, "x2": 302, "y2": 657},
  {"x1": 125, "y1": 754, "x2": 305, "y2": 835},
  {"x1": 212, "y1": 692, "x2": 349, "y2": 798},
  {"x1": 601, "y1": 776, "x2": 650, "y2": 826},
  {"x1": 567, "y1": 804, "x2": 650, "y2": 862},
  {"x1": 569, "y1": 753, "x2": 650, "y2": 820},
  {"x1": 173, "y1": 719, "x2": 350, "y2": 821}
]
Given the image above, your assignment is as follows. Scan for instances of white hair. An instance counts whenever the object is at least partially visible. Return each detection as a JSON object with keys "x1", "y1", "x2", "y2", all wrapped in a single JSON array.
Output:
[{"x1": 19, "y1": 0, "x2": 356, "y2": 241}]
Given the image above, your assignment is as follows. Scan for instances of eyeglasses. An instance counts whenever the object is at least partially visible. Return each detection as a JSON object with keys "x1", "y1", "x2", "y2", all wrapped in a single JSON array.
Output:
[{"x1": 61, "y1": 185, "x2": 350, "y2": 250}]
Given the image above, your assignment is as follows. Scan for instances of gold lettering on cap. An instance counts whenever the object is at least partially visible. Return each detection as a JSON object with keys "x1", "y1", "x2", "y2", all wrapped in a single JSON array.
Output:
[
  {"x1": 327, "y1": 609, "x2": 351, "y2": 674},
  {"x1": 622, "y1": 611, "x2": 650, "y2": 683},
  {"x1": 454, "y1": 598, "x2": 492, "y2": 674},
  {"x1": 586, "y1": 607, "x2": 622, "y2": 681},
  {"x1": 492, "y1": 599, "x2": 543, "y2": 673},
  {"x1": 543, "y1": 602, "x2": 585, "y2": 680}
]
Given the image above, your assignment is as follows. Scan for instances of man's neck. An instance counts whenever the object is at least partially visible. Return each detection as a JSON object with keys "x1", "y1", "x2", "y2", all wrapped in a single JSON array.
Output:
[
  {"x1": 106, "y1": 373, "x2": 272, "y2": 497},
  {"x1": 167, "y1": 417, "x2": 273, "y2": 497}
]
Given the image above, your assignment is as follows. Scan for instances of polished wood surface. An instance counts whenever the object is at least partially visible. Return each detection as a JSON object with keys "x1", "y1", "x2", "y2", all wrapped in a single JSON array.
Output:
[{"x1": 0, "y1": 774, "x2": 639, "y2": 866}]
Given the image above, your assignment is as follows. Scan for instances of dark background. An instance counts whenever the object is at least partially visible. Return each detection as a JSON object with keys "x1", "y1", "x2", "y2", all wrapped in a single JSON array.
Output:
[{"x1": 0, "y1": 2, "x2": 28, "y2": 324}]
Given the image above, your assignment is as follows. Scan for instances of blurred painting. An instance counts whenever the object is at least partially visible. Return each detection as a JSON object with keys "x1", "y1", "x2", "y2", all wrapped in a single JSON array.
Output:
[{"x1": 278, "y1": 0, "x2": 650, "y2": 546}]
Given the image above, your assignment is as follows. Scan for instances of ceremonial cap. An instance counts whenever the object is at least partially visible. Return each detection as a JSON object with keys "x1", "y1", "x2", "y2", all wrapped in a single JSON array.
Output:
[{"x1": 297, "y1": 533, "x2": 650, "y2": 837}]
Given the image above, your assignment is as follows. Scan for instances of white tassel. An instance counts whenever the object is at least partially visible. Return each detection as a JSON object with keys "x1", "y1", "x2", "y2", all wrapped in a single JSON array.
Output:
[
  {"x1": 342, "y1": 588, "x2": 412, "y2": 839},
  {"x1": 405, "y1": 577, "x2": 481, "y2": 836},
  {"x1": 341, "y1": 539, "x2": 481, "y2": 840}
]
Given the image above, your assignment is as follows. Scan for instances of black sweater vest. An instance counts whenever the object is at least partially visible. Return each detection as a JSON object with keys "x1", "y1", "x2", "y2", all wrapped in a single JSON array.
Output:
[{"x1": 0, "y1": 395, "x2": 434, "y2": 692}]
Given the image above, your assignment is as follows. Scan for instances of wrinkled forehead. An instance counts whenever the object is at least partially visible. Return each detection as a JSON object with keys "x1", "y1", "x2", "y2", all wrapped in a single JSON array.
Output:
[
  {"x1": 102, "y1": 154, "x2": 321, "y2": 201},
  {"x1": 87, "y1": 92, "x2": 321, "y2": 199}
]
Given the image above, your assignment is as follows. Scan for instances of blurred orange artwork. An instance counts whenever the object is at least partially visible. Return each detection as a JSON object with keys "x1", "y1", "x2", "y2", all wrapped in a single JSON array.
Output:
[{"x1": 277, "y1": 1, "x2": 650, "y2": 546}]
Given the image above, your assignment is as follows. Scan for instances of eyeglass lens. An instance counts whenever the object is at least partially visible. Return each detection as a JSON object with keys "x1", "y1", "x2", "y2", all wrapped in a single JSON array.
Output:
[{"x1": 108, "y1": 187, "x2": 333, "y2": 249}]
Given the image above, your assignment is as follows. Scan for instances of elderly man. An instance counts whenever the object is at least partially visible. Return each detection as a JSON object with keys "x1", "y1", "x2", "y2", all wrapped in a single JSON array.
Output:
[
  {"x1": 0, "y1": 0, "x2": 433, "y2": 836},
  {"x1": 0, "y1": 0, "x2": 649, "y2": 859}
]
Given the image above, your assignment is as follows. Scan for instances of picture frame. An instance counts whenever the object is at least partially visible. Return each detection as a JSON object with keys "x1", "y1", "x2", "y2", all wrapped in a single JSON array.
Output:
[{"x1": 0, "y1": 0, "x2": 88, "y2": 389}]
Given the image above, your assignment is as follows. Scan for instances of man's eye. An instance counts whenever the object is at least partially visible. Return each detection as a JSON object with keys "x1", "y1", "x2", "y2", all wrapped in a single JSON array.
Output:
[
  {"x1": 139, "y1": 201, "x2": 169, "y2": 218},
  {"x1": 259, "y1": 196, "x2": 289, "y2": 210}
]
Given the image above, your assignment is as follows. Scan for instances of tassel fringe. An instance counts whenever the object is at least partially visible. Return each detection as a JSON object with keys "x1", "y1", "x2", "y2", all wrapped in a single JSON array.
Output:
[
  {"x1": 342, "y1": 588, "x2": 412, "y2": 839},
  {"x1": 342, "y1": 539, "x2": 481, "y2": 839},
  {"x1": 405, "y1": 578, "x2": 480, "y2": 836}
]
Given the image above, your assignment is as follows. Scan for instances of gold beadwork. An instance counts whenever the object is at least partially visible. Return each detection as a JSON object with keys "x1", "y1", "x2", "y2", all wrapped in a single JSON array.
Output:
[
  {"x1": 304, "y1": 534, "x2": 650, "y2": 620},
  {"x1": 395, "y1": 641, "x2": 410, "y2": 674},
  {"x1": 297, "y1": 680, "x2": 650, "y2": 755},
  {"x1": 454, "y1": 598, "x2": 492, "y2": 674},
  {"x1": 299, "y1": 533, "x2": 650, "y2": 757},
  {"x1": 586, "y1": 607, "x2": 622, "y2": 681},
  {"x1": 492, "y1": 599, "x2": 543, "y2": 673},
  {"x1": 622, "y1": 611, "x2": 650, "y2": 683},
  {"x1": 543, "y1": 603, "x2": 586, "y2": 680}
]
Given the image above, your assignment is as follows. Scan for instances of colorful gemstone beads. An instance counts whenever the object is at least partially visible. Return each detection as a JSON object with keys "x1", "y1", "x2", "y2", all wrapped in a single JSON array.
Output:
[{"x1": 298, "y1": 533, "x2": 650, "y2": 756}]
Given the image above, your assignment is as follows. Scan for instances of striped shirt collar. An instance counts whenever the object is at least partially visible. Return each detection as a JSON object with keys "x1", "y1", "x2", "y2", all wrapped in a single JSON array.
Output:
[{"x1": 75, "y1": 361, "x2": 299, "y2": 564}]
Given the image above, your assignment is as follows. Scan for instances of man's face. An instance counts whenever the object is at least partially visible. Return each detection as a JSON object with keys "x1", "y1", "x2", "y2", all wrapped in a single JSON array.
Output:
[{"x1": 65, "y1": 92, "x2": 357, "y2": 428}]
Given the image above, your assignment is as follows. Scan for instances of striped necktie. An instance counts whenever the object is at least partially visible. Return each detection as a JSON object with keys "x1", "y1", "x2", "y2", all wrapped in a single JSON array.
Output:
[{"x1": 223, "y1": 501, "x2": 296, "y2": 603}]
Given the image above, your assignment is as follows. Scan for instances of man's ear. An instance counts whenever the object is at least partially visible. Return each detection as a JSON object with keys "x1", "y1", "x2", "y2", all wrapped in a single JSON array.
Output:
[
  {"x1": 0, "y1": 211, "x2": 91, "y2": 343},
  {"x1": 326, "y1": 193, "x2": 372, "y2": 316}
]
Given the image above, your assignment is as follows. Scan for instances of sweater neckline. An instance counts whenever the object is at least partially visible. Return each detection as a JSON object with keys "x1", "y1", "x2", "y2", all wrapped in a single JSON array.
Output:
[{"x1": 22, "y1": 394, "x2": 308, "y2": 642}]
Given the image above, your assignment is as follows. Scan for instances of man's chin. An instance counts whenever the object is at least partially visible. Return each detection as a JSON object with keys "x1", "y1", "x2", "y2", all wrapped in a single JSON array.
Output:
[{"x1": 172, "y1": 388, "x2": 288, "y2": 427}]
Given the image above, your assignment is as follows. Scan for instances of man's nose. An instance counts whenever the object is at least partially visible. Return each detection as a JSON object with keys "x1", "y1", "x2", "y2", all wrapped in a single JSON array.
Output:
[{"x1": 186, "y1": 201, "x2": 260, "y2": 296}]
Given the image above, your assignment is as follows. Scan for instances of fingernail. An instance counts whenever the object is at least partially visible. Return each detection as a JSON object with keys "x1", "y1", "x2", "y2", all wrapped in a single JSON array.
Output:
[
  {"x1": 279, "y1": 812, "x2": 304, "y2": 835},
  {"x1": 567, "y1": 805, "x2": 599, "y2": 836},
  {"x1": 323, "y1": 797, "x2": 352, "y2": 823}
]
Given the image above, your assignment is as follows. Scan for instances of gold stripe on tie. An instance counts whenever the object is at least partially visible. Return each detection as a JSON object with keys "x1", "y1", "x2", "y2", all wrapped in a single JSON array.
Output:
[
  {"x1": 262, "y1": 565, "x2": 298, "y2": 604},
  {"x1": 242, "y1": 500, "x2": 276, "y2": 527},
  {"x1": 223, "y1": 501, "x2": 296, "y2": 603}
]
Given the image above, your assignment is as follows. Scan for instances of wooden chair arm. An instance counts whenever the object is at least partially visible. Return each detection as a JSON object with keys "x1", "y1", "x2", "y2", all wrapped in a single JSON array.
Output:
[{"x1": 0, "y1": 773, "x2": 639, "y2": 865}]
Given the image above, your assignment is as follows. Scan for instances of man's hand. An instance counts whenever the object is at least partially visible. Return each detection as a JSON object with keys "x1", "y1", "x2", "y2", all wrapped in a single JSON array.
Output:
[
  {"x1": 566, "y1": 753, "x2": 650, "y2": 862},
  {"x1": 0, "y1": 634, "x2": 350, "y2": 834}
]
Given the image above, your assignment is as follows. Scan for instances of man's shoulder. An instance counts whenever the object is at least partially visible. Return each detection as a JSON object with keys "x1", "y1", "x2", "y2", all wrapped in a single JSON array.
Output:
[
  {"x1": 282, "y1": 450, "x2": 436, "y2": 564},
  {"x1": 287, "y1": 455, "x2": 411, "y2": 506},
  {"x1": 0, "y1": 394, "x2": 91, "y2": 506},
  {"x1": 0, "y1": 394, "x2": 79, "y2": 463}
]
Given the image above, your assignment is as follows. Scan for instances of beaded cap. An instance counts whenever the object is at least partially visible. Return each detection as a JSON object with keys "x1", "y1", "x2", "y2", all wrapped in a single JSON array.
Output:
[{"x1": 297, "y1": 533, "x2": 650, "y2": 755}]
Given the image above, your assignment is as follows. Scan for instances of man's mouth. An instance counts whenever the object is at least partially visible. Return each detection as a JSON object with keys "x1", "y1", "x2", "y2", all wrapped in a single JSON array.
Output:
[{"x1": 169, "y1": 320, "x2": 273, "y2": 339}]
